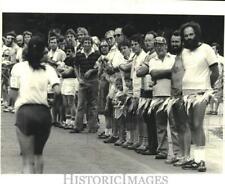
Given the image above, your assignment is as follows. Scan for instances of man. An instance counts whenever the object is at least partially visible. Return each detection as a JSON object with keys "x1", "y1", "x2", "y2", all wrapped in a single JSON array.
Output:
[
  {"x1": 119, "y1": 34, "x2": 147, "y2": 150},
  {"x1": 48, "y1": 36, "x2": 66, "y2": 66},
  {"x1": 47, "y1": 36, "x2": 66, "y2": 127},
  {"x1": 179, "y1": 21, "x2": 219, "y2": 172},
  {"x1": 114, "y1": 27, "x2": 124, "y2": 46},
  {"x1": 70, "y1": 36, "x2": 100, "y2": 133},
  {"x1": 76, "y1": 27, "x2": 89, "y2": 52},
  {"x1": 136, "y1": 31, "x2": 158, "y2": 155},
  {"x1": 65, "y1": 28, "x2": 78, "y2": 53},
  {"x1": 16, "y1": 35, "x2": 24, "y2": 48},
  {"x1": 15, "y1": 35, "x2": 24, "y2": 63},
  {"x1": 148, "y1": 36, "x2": 179, "y2": 160},
  {"x1": 207, "y1": 42, "x2": 224, "y2": 115},
  {"x1": 103, "y1": 30, "x2": 124, "y2": 143},
  {"x1": 2, "y1": 31, "x2": 18, "y2": 62}
]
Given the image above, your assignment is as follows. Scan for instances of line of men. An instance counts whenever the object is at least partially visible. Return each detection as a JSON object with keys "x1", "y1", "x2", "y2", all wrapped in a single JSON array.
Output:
[{"x1": 1, "y1": 21, "x2": 223, "y2": 172}]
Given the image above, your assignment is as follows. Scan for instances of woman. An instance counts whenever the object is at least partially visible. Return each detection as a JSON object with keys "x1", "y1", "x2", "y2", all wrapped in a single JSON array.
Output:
[{"x1": 14, "y1": 36, "x2": 60, "y2": 174}]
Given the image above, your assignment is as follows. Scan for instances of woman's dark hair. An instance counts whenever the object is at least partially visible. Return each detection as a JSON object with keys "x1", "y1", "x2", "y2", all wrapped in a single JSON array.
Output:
[{"x1": 26, "y1": 35, "x2": 46, "y2": 70}]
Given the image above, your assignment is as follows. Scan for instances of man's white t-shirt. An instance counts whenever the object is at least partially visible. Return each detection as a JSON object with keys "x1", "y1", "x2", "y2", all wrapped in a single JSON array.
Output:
[
  {"x1": 15, "y1": 61, "x2": 60, "y2": 110},
  {"x1": 182, "y1": 43, "x2": 217, "y2": 90}
]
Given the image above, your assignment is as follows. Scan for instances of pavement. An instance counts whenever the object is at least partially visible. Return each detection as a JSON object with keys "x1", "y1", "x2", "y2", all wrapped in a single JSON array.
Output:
[{"x1": 0, "y1": 106, "x2": 224, "y2": 174}]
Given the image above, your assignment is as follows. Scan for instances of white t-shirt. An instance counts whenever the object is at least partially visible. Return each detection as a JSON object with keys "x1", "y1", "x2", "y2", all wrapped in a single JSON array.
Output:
[
  {"x1": 10, "y1": 62, "x2": 23, "y2": 88},
  {"x1": 15, "y1": 61, "x2": 60, "y2": 110},
  {"x1": 149, "y1": 53, "x2": 176, "y2": 97},
  {"x1": 182, "y1": 43, "x2": 217, "y2": 90},
  {"x1": 131, "y1": 50, "x2": 147, "y2": 97}
]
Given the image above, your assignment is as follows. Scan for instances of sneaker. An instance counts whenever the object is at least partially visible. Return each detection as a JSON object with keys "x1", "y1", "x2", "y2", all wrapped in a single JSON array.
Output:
[
  {"x1": 211, "y1": 111, "x2": 218, "y2": 115},
  {"x1": 206, "y1": 111, "x2": 213, "y2": 115},
  {"x1": 114, "y1": 139, "x2": 125, "y2": 146},
  {"x1": 182, "y1": 160, "x2": 202, "y2": 170},
  {"x1": 98, "y1": 134, "x2": 110, "y2": 139},
  {"x1": 127, "y1": 142, "x2": 141, "y2": 150},
  {"x1": 155, "y1": 152, "x2": 167, "y2": 159},
  {"x1": 174, "y1": 157, "x2": 193, "y2": 167},
  {"x1": 122, "y1": 141, "x2": 133, "y2": 148},
  {"x1": 198, "y1": 160, "x2": 207, "y2": 172},
  {"x1": 104, "y1": 136, "x2": 119, "y2": 144},
  {"x1": 165, "y1": 156, "x2": 179, "y2": 164}
]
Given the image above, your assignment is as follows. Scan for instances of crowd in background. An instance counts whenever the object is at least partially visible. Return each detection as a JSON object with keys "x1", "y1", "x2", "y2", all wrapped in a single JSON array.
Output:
[{"x1": 1, "y1": 21, "x2": 224, "y2": 173}]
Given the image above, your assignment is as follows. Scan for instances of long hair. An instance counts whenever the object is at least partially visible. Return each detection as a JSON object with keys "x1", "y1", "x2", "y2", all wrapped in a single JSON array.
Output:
[{"x1": 26, "y1": 36, "x2": 46, "y2": 70}]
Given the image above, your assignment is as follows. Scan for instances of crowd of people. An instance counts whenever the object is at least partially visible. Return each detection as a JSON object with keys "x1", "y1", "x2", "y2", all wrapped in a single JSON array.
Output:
[{"x1": 1, "y1": 21, "x2": 224, "y2": 174}]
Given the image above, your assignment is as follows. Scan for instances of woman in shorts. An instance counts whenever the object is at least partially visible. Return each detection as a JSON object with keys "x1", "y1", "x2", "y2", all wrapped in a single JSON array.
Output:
[{"x1": 14, "y1": 36, "x2": 60, "y2": 174}]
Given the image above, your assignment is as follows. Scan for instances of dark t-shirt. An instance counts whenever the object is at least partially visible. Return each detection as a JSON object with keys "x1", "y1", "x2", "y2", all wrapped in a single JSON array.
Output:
[
  {"x1": 61, "y1": 57, "x2": 76, "y2": 78},
  {"x1": 74, "y1": 51, "x2": 100, "y2": 78}
]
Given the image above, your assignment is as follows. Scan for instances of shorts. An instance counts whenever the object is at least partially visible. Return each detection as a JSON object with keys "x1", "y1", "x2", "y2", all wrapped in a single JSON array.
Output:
[
  {"x1": 61, "y1": 78, "x2": 77, "y2": 96},
  {"x1": 15, "y1": 104, "x2": 52, "y2": 154}
]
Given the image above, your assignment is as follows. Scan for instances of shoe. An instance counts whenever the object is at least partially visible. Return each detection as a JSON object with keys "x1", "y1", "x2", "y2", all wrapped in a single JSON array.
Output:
[
  {"x1": 165, "y1": 157, "x2": 179, "y2": 164},
  {"x1": 173, "y1": 157, "x2": 193, "y2": 167},
  {"x1": 211, "y1": 111, "x2": 218, "y2": 115},
  {"x1": 122, "y1": 141, "x2": 133, "y2": 148},
  {"x1": 69, "y1": 128, "x2": 81, "y2": 133},
  {"x1": 127, "y1": 142, "x2": 141, "y2": 150},
  {"x1": 140, "y1": 149, "x2": 157, "y2": 155},
  {"x1": 98, "y1": 131, "x2": 105, "y2": 137},
  {"x1": 3, "y1": 107, "x2": 10, "y2": 112},
  {"x1": 182, "y1": 160, "x2": 200, "y2": 170},
  {"x1": 206, "y1": 111, "x2": 213, "y2": 115},
  {"x1": 135, "y1": 145, "x2": 148, "y2": 153},
  {"x1": 98, "y1": 134, "x2": 110, "y2": 139},
  {"x1": 114, "y1": 139, "x2": 125, "y2": 146},
  {"x1": 155, "y1": 152, "x2": 167, "y2": 159},
  {"x1": 198, "y1": 160, "x2": 207, "y2": 172},
  {"x1": 104, "y1": 136, "x2": 119, "y2": 143},
  {"x1": 82, "y1": 123, "x2": 87, "y2": 129}
]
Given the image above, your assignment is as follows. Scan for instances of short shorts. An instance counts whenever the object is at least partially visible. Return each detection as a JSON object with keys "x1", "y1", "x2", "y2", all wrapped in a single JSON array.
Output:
[{"x1": 15, "y1": 104, "x2": 52, "y2": 154}]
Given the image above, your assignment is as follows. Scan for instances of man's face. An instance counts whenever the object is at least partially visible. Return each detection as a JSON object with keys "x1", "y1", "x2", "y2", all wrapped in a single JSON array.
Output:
[
  {"x1": 5, "y1": 36, "x2": 14, "y2": 47},
  {"x1": 77, "y1": 31, "x2": 85, "y2": 43},
  {"x1": 120, "y1": 45, "x2": 131, "y2": 59},
  {"x1": 16, "y1": 35, "x2": 24, "y2": 47},
  {"x1": 65, "y1": 49, "x2": 74, "y2": 58},
  {"x1": 131, "y1": 40, "x2": 142, "y2": 55},
  {"x1": 24, "y1": 34, "x2": 32, "y2": 45},
  {"x1": 66, "y1": 33, "x2": 76, "y2": 45},
  {"x1": 83, "y1": 40, "x2": 92, "y2": 52},
  {"x1": 144, "y1": 34, "x2": 155, "y2": 52},
  {"x1": 105, "y1": 33, "x2": 115, "y2": 47},
  {"x1": 170, "y1": 35, "x2": 182, "y2": 54},
  {"x1": 99, "y1": 41, "x2": 109, "y2": 55},
  {"x1": 212, "y1": 46, "x2": 218, "y2": 55},
  {"x1": 114, "y1": 28, "x2": 124, "y2": 44},
  {"x1": 2, "y1": 50, "x2": 11, "y2": 61},
  {"x1": 155, "y1": 43, "x2": 167, "y2": 58},
  {"x1": 183, "y1": 26, "x2": 199, "y2": 50},
  {"x1": 49, "y1": 39, "x2": 58, "y2": 51}
]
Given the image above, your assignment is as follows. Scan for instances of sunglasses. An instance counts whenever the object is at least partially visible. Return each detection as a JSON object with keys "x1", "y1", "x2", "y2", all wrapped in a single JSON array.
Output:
[{"x1": 114, "y1": 34, "x2": 121, "y2": 37}]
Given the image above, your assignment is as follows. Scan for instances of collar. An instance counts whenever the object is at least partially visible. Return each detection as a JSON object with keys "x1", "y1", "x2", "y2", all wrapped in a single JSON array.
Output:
[
  {"x1": 80, "y1": 47, "x2": 95, "y2": 56},
  {"x1": 155, "y1": 52, "x2": 172, "y2": 60}
]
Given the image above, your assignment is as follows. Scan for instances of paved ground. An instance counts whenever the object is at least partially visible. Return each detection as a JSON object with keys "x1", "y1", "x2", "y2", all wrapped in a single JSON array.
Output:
[{"x1": 0, "y1": 108, "x2": 224, "y2": 174}]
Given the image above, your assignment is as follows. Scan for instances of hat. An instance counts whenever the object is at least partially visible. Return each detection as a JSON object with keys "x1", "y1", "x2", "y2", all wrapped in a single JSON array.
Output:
[
  {"x1": 154, "y1": 36, "x2": 167, "y2": 44},
  {"x1": 6, "y1": 31, "x2": 16, "y2": 38}
]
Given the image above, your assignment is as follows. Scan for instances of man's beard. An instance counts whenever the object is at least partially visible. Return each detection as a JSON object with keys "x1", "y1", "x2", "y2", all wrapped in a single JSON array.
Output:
[
  {"x1": 170, "y1": 46, "x2": 182, "y2": 55},
  {"x1": 183, "y1": 37, "x2": 200, "y2": 50}
]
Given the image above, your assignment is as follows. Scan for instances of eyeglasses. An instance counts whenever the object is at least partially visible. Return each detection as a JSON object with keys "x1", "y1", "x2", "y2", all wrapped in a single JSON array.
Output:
[
  {"x1": 106, "y1": 37, "x2": 113, "y2": 41},
  {"x1": 2, "y1": 54, "x2": 10, "y2": 57},
  {"x1": 114, "y1": 34, "x2": 121, "y2": 37}
]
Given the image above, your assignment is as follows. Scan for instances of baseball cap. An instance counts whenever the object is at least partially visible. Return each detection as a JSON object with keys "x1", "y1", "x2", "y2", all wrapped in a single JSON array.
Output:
[{"x1": 154, "y1": 36, "x2": 167, "y2": 45}]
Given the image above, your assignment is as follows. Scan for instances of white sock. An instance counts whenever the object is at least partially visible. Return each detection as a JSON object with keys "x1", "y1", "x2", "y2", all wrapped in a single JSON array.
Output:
[
  {"x1": 105, "y1": 129, "x2": 109, "y2": 135},
  {"x1": 194, "y1": 146, "x2": 205, "y2": 163},
  {"x1": 126, "y1": 131, "x2": 131, "y2": 141},
  {"x1": 108, "y1": 129, "x2": 112, "y2": 136}
]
